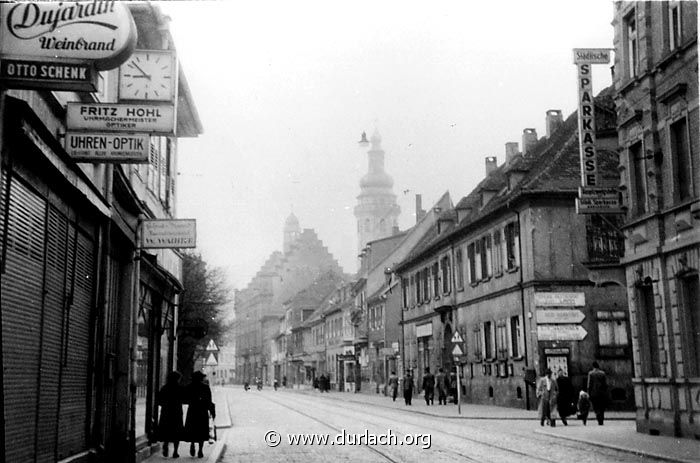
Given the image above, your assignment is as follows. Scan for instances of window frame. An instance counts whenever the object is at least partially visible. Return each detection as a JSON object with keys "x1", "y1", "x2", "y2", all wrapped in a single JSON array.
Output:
[
  {"x1": 668, "y1": 1, "x2": 682, "y2": 51},
  {"x1": 629, "y1": 140, "x2": 647, "y2": 216},
  {"x1": 668, "y1": 115, "x2": 694, "y2": 202},
  {"x1": 455, "y1": 247, "x2": 465, "y2": 290},
  {"x1": 625, "y1": 10, "x2": 638, "y2": 78}
]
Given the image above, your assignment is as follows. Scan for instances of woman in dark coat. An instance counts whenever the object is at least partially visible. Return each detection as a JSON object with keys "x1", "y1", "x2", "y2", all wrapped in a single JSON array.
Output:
[
  {"x1": 555, "y1": 369, "x2": 576, "y2": 425},
  {"x1": 184, "y1": 371, "x2": 215, "y2": 458},
  {"x1": 157, "y1": 371, "x2": 185, "y2": 458}
]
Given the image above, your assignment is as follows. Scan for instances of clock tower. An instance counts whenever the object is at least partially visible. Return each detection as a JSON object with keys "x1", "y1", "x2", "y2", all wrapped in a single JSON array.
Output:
[{"x1": 354, "y1": 129, "x2": 401, "y2": 259}]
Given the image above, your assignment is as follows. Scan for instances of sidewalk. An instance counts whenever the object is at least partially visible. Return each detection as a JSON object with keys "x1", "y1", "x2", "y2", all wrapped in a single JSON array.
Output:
[
  {"x1": 288, "y1": 388, "x2": 700, "y2": 463},
  {"x1": 141, "y1": 387, "x2": 231, "y2": 463}
]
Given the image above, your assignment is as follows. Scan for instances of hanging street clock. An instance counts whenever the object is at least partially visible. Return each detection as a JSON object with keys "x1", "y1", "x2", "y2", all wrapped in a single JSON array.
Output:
[{"x1": 118, "y1": 49, "x2": 177, "y2": 102}]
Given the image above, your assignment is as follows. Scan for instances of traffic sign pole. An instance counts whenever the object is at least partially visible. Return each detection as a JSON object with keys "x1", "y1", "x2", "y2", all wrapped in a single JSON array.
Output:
[{"x1": 456, "y1": 361, "x2": 461, "y2": 415}]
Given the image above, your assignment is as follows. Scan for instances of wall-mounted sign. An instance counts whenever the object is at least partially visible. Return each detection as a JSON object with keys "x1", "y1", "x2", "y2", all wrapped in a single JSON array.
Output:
[
  {"x1": 544, "y1": 347, "x2": 571, "y2": 355},
  {"x1": 537, "y1": 325, "x2": 588, "y2": 341},
  {"x1": 573, "y1": 48, "x2": 611, "y2": 192},
  {"x1": 536, "y1": 309, "x2": 585, "y2": 324},
  {"x1": 0, "y1": 58, "x2": 97, "y2": 92},
  {"x1": 65, "y1": 132, "x2": 149, "y2": 163},
  {"x1": 0, "y1": 1, "x2": 137, "y2": 71},
  {"x1": 576, "y1": 186, "x2": 624, "y2": 214},
  {"x1": 534, "y1": 292, "x2": 585, "y2": 307},
  {"x1": 573, "y1": 48, "x2": 611, "y2": 64},
  {"x1": 416, "y1": 322, "x2": 433, "y2": 338},
  {"x1": 66, "y1": 103, "x2": 175, "y2": 135},
  {"x1": 141, "y1": 219, "x2": 196, "y2": 249}
]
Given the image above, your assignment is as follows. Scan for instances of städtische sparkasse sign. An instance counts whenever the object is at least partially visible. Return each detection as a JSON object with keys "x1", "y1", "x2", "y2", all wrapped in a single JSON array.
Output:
[{"x1": 0, "y1": 1, "x2": 137, "y2": 90}]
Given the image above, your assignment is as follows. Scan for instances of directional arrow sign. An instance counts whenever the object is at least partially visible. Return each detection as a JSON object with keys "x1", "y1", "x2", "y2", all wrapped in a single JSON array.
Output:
[
  {"x1": 451, "y1": 331, "x2": 464, "y2": 343},
  {"x1": 452, "y1": 344, "x2": 464, "y2": 356},
  {"x1": 537, "y1": 324, "x2": 588, "y2": 341},
  {"x1": 536, "y1": 309, "x2": 585, "y2": 324}
]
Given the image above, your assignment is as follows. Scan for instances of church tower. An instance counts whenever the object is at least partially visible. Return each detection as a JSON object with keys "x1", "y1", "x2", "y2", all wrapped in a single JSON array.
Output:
[
  {"x1": 354, "y1": 129, "x2": 401, "y2": 257},
  {"x1": 283, "y1": 212, "x2": 300, "y2": 253}
]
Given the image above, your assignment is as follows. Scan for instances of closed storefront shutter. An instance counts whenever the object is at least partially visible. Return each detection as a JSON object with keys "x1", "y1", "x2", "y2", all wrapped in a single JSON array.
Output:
[
  {"x1": 1, "y1": 176, "x2": 46, "y2": 463},
  {"x1": 1, "y1": 171, "x2": 97, "y2": 462}
]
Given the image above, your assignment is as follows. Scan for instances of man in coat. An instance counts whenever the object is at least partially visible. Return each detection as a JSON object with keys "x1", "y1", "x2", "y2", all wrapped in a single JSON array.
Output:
[
  {"x1": 402, "y1": 370, "x2": 414, "y2": 406},
  {"x1": 555, "y1": 368, "x2": 576, "y2": 426},
  {"x1": 587, "y1": 362, "x2": 608, "y2": 425},
  {"x1": 536, "y1": 368, "x2": 559, "y2": 427},
  {"x1": 422, "y1": 367, "x2": 435, "y2": 405},
  {"x1": 435, "y1": 368, "x2": 448, "y2": 405},
  {"x1": 388, "y1": 371, "x2": 399, "y2": 402}
]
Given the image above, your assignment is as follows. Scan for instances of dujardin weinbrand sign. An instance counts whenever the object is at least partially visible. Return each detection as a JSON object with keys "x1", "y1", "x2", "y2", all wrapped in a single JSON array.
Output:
[
  {"x1": 65, "y1": 132, "x2": 149, "y2": 163},
  {"x1": 0, "y1": 1, "x2": 137, "y2": 71},
  {"x1": 0, "y1": 57, "x2": 98, "y2": 92},
  {"x1": 141, "y1": 219, "x2": 196, "y2": 249},
  {"x1": 66, "y1": 102, "x2": 175, "y2": 135}
]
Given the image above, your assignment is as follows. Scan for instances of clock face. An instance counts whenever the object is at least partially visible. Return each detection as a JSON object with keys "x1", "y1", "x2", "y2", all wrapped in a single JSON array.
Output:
[{"x1": 119, "y1": 50, "x2": 176, "y2": 101}]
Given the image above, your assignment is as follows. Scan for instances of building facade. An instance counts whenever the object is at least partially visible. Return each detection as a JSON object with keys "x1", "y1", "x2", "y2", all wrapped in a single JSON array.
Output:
[
  {"x1": 396, "y1": 99, "x2": 635, "y2": 411},
  {"x1": 232, "y1": 215, "x2": 345, "y2": 385},
  {"x1": 612, "y1": 1, "x2": 699, "y2": 438},
  {"x1": 0, "y1": 3, "x2": 202, "y2": 462}
]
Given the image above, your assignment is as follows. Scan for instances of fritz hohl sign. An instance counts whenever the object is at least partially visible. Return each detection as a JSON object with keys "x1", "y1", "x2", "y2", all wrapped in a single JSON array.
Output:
[{"x1": 0, "y1": 1, "x2": 137, "y2": 71}]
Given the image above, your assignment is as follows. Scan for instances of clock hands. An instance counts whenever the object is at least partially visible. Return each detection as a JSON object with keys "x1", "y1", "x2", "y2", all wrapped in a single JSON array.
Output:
[{"x1": 131, "y1": 62, "x2": 151, "y2": 80}]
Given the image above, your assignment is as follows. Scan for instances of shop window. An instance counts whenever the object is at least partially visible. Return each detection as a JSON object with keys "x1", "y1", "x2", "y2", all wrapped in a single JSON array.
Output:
[
  {"x1": 670, "y1": 117, "x2": 693, "y2": 202},
  {"x1": 679, "y1": 272, "x2": 700, "y2": 376}
]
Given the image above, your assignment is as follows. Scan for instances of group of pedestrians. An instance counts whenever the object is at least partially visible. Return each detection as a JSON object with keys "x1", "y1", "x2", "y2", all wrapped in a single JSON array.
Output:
[
  {"x1": 537, "y1": 362, "x2": 607, "y2": 427},
  {"x1": 395, "y1": 367, "x2": 453, "y2": 406},
  {"x1": 314, "y1": 374, "x2": 331, "y2": 392},
  {"x1": 157, "y1": 371, "x2": 216, "y2": 459}
]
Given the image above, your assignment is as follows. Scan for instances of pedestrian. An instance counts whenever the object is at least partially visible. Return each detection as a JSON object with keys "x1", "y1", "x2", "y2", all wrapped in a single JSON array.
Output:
[
  {"x1": 313, "y1": 376, "x2": 319, "y2": 390},
  {"x1": 577, "y1": 390, "x2": 591, "y2": 425},
  {"x1": 157, "y1": 371, "x2": 185, "y2": 458},
  {"x1": 282, "y1": 375, "x2": 287, "y2": 388},
  {"x1": 403, "y1": 370, "x2": 414, "y2": 406},
  {"x1": 422, "y1": 367, "x2": 435, "y2": 405},
  {"x1": 435, "y1": 368, "x2": 447, "y2": 405},
  {"x1": 536, "y1": 368, "x2": 559, "y2": 427},
  {"x1": 449, "y1": 371, "x2": 458, "y2": 404},
  {"x1": 555, "y1": 368, "x2": 576, "y2": 426},
  {"x1": 388, "y1": 371, "x2": 399, "y2": 402},
  {"x1": 273, "y1": 378, "x2": 279, "y2": 391},
  {"x1": 587, "y1": 361, "x2": 608, "y2": 425},
  {"x1": 183, "y1": 371, "x2": 216, "y2": 458}
]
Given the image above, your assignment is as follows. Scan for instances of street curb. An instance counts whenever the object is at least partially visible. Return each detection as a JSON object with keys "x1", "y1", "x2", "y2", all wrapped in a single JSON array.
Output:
[
  {"x1": 205, "y1": 430, "x2": 227, "y2": 463},
  {"x1": 288, "y1": 390, "x2": 635, "y2": 421},
  {"x1": 533, "y1": 430, "x2": 698, "y2": 463}
]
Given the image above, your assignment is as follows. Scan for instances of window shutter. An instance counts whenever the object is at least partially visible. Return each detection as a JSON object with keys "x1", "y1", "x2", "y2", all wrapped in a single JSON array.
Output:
[{"x1": 506, "y1": 318, "x2": 513, "y2": 357}]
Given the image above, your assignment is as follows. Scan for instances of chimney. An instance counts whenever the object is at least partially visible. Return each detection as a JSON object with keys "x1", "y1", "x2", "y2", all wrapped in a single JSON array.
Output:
[
  {"x1": 415, "y1": 194, "x2": 426, "y2": 223},
  {"x1": 485, "y1": 156, "x2": 497, "y2": 176},
  {"x1": 522, "y1": 128, "x2": 538, "y2": 156},
  {"x1": 545, "y1": 110, "x2": 563, "y2": 138},
  {"x1": 505, "y1": 142, "x2": 519, "y2": 164}
]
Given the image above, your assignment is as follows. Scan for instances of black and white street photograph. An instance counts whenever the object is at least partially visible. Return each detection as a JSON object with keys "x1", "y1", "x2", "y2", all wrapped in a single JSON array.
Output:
[{"x1": 0, "y1": 1, "x2": 699, "y2": 462}]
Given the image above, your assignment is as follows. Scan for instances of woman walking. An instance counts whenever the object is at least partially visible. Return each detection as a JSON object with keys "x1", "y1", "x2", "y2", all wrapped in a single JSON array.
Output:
[
  {"x1": 184, "y1": 371, "x2": 216, "y2": 458},
  {"x1": 555, "y1": 369, "x2": 576, "y2": 426},
  {"x1": 157, "y1": 371, "x2": 185, "y2": 458}
]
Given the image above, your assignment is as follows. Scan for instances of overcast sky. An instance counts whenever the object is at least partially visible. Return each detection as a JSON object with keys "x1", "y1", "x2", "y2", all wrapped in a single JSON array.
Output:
[{"x1": 160, "y1": 0, "x2": 615, "y2": 290}]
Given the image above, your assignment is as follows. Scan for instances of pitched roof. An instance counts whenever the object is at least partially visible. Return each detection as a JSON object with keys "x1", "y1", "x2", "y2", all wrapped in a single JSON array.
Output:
[{"x1": 397, "y1": 87, "x2": 618, "y2": 270}]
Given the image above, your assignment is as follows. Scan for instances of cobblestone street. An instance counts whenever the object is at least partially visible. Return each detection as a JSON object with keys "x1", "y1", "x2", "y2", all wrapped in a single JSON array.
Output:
[{"x1": 212, "y1": 387, "x2": 700, "y2": 463}]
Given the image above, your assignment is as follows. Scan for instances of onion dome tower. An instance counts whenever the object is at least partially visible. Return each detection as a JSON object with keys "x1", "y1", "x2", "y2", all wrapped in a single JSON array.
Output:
[{"x1": 354, "y1": 129, "x2": 401, "y2": 256}]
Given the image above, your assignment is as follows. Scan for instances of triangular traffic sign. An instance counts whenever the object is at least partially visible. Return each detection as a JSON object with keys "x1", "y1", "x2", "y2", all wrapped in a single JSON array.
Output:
[
  {"x1": 205, "y1": 339, "x2": 218, "y2": 351},
  {"x1": 451, "y1": 331, "x2": 464, "y2": 343},
  {"x1": 451, "y1": 344, "x2": 464, "y2": 356},
  {"x1": 205, "y1": 352, "x2": 218, "y2": 366}
]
